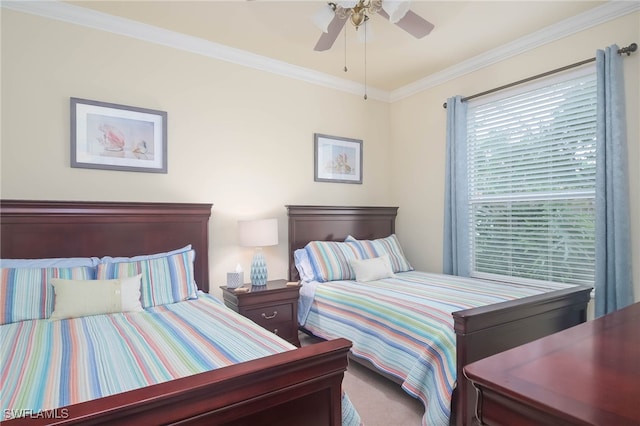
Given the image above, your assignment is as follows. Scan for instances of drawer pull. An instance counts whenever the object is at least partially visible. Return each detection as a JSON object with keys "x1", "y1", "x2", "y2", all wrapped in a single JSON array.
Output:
[{"x1": 261, "y1": 310, "x2": 278, "y2": 320}]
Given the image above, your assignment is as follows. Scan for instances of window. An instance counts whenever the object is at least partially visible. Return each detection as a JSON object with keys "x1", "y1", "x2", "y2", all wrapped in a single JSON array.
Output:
[{"x1": 466, "y1": 69, "x2": 597, "y2": 287}]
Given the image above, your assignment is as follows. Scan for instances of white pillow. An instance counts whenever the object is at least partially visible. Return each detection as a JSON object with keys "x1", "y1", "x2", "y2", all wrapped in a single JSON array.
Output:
[
  {"x1": 349, "y1": 255, "x2": 395, "y2": 282},
  {"x1": 50, "y1": 275, "x2": 143, "y2": 320}
]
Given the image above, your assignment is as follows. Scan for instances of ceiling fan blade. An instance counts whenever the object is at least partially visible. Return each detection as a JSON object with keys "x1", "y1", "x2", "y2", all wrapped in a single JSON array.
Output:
[
  {"x1": 314, "y1": 15, "x2": 347, "y2": 51},
  {"x1": 378, "y1": 9, "x2": 434, "y2": 39}
]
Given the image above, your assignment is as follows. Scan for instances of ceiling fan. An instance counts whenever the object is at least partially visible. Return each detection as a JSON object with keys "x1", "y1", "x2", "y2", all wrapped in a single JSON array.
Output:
[{"x1": 312, "y1": 0, "x2": 434, "y2": 51}]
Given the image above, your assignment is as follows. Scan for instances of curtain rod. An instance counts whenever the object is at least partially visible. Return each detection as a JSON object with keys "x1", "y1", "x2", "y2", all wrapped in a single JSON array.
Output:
[{"x1": 442, "y1": 42, "x2": 637, "y2": 109}]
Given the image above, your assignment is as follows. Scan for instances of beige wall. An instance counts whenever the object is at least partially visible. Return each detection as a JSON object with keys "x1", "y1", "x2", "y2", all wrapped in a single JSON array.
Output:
[
  {"x1": 0, "y1": 10, "x2": 392, "y2": 298},
  {"x1": 2, "y1": 9, "x2": 638, "y2": 303},
  {"x1": 390, "y1": 12, "x2": 640, "y2": 302}
]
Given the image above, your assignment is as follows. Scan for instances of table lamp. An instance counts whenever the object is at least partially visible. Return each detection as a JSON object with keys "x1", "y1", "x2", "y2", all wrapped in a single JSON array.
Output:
[{"x1": 238, "y1": 218, "x2": 278, "y2": 286}]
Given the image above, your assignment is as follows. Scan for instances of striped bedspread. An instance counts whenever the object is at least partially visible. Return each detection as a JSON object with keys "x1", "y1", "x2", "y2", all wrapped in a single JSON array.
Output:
[
  {"x1": 1, "y1": 292, "x2": 360, "y2": 425},
  {"x1": 301, "y1": 271, "x2": 563, "y2": 426}
]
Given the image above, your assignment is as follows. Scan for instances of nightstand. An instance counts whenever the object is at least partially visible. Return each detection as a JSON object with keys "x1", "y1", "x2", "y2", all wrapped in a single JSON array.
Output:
[{"x1": 221, "y1": 279, "x2": 301, "y2": 347}]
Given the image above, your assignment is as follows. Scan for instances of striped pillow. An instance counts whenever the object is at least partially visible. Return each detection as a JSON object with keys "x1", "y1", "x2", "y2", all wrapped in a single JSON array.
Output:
[
  {"x1": 0, "y1": 266, "x2": 95, "y2": 324},
  {"x1": 304, "y1": 240, "x2": 363, "y2": 282},
  {"x1": 345, "y1": 234, "x2": 413, "y2": 273},
  {"x1": 97, "y1": 250, "x2": 197, "y2": 308}
]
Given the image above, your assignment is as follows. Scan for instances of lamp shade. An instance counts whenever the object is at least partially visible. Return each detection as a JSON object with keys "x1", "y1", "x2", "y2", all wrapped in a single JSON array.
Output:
[{"x1": 238, "y1": 218, "x2": 278, "y2": 248}]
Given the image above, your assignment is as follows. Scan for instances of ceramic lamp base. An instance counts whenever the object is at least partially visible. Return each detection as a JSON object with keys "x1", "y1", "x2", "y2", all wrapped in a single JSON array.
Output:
[{"x1": 250, "y1": 249, "x2": 268, "y2": 286}]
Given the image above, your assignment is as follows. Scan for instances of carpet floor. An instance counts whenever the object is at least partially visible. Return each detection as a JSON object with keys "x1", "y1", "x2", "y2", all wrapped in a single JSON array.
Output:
[{"x1": 299, "y1": 332, "x2": 424, "y2": 426}]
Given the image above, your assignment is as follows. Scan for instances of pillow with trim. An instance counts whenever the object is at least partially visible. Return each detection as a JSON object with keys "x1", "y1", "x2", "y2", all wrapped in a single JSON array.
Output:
[
  {"x1": 1, "y1": 257, "x2": 99, "y2": 268},
  {"x1": 345, "y1": 234, "x2": 413, "y2": 273},
  {"x1": 97, "y1": 249, "x2": 197, "y2": 308},
  {"x1": 304, "y1": 240, "x2": 363, "y2": 282},
  {"x1": 350, "y1": 255, "x2": 395, "y2": 282},
  {"x1": 50, "y1": 274, "x2": 143, "y2": 320},
  {"x1": 0, "y1": 265, "x2": 95, "y2": 324},
  {"x1": 98, "y1": 244, "x2": 192, "y2": 264}
]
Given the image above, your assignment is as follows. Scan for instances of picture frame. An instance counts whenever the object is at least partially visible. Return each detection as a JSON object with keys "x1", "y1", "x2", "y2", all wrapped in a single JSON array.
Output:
[
  {"x1": 314, "y1": 133, "x2": 363, "y2": 184},
  {"x1": 70, "y1": 97, "x2": 167, "y2": 173}
]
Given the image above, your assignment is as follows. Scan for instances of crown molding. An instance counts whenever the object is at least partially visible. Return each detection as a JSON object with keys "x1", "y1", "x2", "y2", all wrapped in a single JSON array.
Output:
[
  {"x1": 2, "y1": 0, "x2": 390, "y2": 102},
  {"x1": 3, "y1": 1, "x2": 638, "y2": 104},
  {"x1": 390, "y1": 1, "x2": 640, "y2": 102}
]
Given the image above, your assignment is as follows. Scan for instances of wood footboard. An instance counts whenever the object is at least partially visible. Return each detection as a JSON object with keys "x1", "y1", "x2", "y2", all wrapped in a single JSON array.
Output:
[
  {"x1": 3, "y1": 338, "x2": 352, "y2": 426},
  {"x1": 452, "y1": 285, "x2": 592, "y2": 426}
]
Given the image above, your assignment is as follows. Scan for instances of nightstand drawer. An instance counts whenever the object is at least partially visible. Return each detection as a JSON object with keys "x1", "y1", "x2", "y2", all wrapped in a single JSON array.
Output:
[
  {"x1": 244, "y1": 303, "x2": 293, "y2": 325},
  {"x1": 220, "y1": 280, "x2": 300, "y2": 347},
  {"x1": 259, "y1": 320, "x2": 295, "y2": 340}
]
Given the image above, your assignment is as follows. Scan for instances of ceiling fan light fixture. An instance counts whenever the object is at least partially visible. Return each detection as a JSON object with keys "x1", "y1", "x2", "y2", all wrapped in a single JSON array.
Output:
[
  {"x1": 312, "y1": 3, "x2": 336, "y2": 33},
  {"x1": 350, "y1": 8, "x2": 366, "y2": 27},
  {"x1": 312, "y1": 0, "x2": 434, "y2": 99},
  {"x1": 382, "y1": 0, "x2": 411, "y2": 24}
]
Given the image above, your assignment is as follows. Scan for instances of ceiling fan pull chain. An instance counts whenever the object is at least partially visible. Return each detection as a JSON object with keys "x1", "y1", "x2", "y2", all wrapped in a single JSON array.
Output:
[
  {"x1": 344, "y1": 23, "x2": 348, "y2": 72},
  {"x1": 364, "y1": 18, "x2": 368, "y2": 100}
]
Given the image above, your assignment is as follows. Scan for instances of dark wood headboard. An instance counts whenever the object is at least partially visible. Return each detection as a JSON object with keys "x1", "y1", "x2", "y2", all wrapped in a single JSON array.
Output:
[
  {"x1": 286, "y1": 205, "x2": 398, "y2": 281},
  {"x1": 0, "y1": 200, "x2": 212, "y2": 293}
]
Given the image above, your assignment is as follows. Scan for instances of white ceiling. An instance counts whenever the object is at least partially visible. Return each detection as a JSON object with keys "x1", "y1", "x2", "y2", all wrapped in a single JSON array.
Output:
[{"x1": 12, "y1": 1, "x2": 637, "y2": 99}]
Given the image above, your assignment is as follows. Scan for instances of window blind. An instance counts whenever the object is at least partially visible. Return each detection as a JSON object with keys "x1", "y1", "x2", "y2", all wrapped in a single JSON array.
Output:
[{"x1": 467, "y1": 71, "x2": 597, "y2": 287}]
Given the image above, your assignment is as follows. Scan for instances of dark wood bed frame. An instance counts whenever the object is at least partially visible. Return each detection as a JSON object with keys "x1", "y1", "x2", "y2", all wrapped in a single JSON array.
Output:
[
  {"x1": 0, "y1": 200, "x2": 352, "y2": 426},
  {"x1": 286, "y1": 205, "x2": 593, "y2": 426}
]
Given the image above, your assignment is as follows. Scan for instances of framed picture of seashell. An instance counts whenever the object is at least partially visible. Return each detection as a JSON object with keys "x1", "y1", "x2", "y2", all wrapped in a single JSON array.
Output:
[
  {"x1": 313, "y1": 133, "x2": 362, "y2": 184},
  {"x1": 70, "y1": 97, "x2": 167, "y2": 173}
]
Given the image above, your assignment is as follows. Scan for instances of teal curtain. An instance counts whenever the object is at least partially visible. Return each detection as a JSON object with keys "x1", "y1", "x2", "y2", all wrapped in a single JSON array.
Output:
[
  {"x1": 594, "y1": 44, "x2": 635, "y2": 317},
  {"x1": 443, "y1": 96, "x2": 469, "y2": 276}
]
